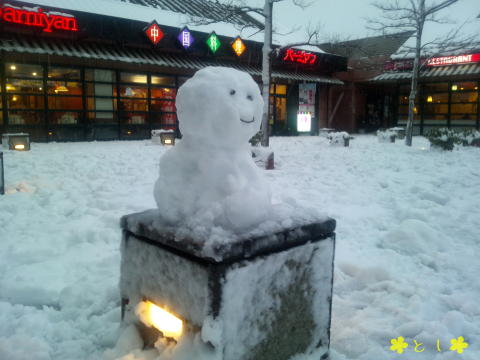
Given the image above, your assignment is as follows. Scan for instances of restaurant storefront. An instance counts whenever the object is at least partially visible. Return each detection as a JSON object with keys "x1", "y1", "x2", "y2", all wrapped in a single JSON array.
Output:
[
  {"x1": 372, "y1": 54, "x2": 480, "y2": 135},
  {"x1": 0, "y1": 0, "x2": 346, "y2": 142}
]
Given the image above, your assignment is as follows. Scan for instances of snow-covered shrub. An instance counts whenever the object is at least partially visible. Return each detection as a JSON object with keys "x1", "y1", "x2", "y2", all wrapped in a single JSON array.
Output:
[
  {"x1": 459, "y1": 129, "x2": 480, "y2": 147},
  {"x1": 249, "y1": 131, "x2": 263, "y2": 147},
  {"x1": 377, "y1": 129, "x2": 396, "y2": 143},
  {"x1": 327, "y1": 131, "x2": 352, "y2": 147},
  {"x1": 389, "y1": 127, "x2": 405, "y2": 139},
  {"x1": 426, "y1": 128, "x2": 480, "y2": 150}
]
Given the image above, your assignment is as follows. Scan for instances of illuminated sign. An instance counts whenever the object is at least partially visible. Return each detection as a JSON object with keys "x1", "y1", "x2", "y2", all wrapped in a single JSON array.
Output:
[
  {"x1": 0, "y1": 5, "x2": 78, "y2": 32},
  {"x1": 145, "y1": 21, "x2": 164, "y2": 45},
  {"x1": 177, "y1": 27, "x2": 194, "y2": 49},
  {"x1": 206, "y1": 32, "x2": 221, "y2": 53},
  {"x1": 232, "y1": 36, "x2": 246, "y2": 56},
  {"x1": 283, "y1": 49, "x2": 317, "y2": 65},
  {"x1": 297, "y1": 112, "x2": 312, "y2": 132},
  {"x1": 427, "y1": 53, "x2": 480, "y2": 66}
]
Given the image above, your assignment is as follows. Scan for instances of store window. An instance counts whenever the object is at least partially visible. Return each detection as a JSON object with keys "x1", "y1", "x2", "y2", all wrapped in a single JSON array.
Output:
[
  {"x1": 86, "y1": 69, "x2": 116, "y2": 124},
  {"x1": 0, "y1": 79, "x2": 3, "y2": 125},
  {"x1": 119, "y1": 74, "x2": 148, "y2": 124},
  {"x1": 120, "y1": 72, "x2": 147, "y2": 84},
  {"x1": 48, "y1": 67, "x2": 80, "y2": 80},
  {"x1": 269, "y1": 84, "x2": 288, "y2": 134},
  {"x1": 6, "y1": 63, "x2": 43, "y2": 78},
  {"x1": 151, "y1": 75, "x2": 175, "y2": 86},
  {"x1": 5, "y1": 63, "x2": 45, "y2": 125}
]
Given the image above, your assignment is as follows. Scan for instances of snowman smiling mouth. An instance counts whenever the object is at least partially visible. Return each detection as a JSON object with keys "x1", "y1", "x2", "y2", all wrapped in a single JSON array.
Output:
[{"x1": 240, "y1": 118, "x2": 255, "y2": 124}]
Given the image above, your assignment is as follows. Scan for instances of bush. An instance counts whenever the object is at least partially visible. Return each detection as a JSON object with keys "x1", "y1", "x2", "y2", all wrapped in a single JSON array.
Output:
[
  {"x1": 249, "y1": 131, "x2": 263, "y2": 147},
  {"x1": 327, "y1": 131, "x2": 353, "y2": 146},
  {"x1": 377, "y1": 129, "x2": 396, "y2": 143},
  {"x1": 426, "y1": 128, "x2": 480, "y2": 150}
]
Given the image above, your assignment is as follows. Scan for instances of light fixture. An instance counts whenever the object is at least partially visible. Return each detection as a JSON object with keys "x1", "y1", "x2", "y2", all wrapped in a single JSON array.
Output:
[
  {"x1": 475, "y1": 86, "x2": 478, "y2": 90},
  {"x1": 54, "y1": 84, "x2": 69, "y2": 93},
  {"x1": 10, "y1": 65, "x2": 16, "y2": 70},
  {"x1": 427, "y1": 96, "x2": 433, "y2": 103},
  {"x1": 206, "y1": 32, "x2": 221, "y2": 53},
  {"x1": 12, "y1": 96, "x2": 18, "y2": 102},
  {"x1": 32, "y1": 72, "x2": 37, "y2": 76},
  {"x1": 2, "y1": 133, "x2": 30, "y2": 151},
  {"x1": 136, "y1": 301, "x2": 183, "y2": 340},
  {"x1": 6, "y1": 84, "x2": 16, "y2": 91},
  {"x1": 232, "y1": 36, "x2": 246, "y2": 56},
  {"x1": 39, "y1": 87, "x2": 43, "y2": 91},
  {"x1": 127, "y1": 130, "x2": 132, "y2": 135},
  {"x1": 160, "y1": 132, "x2": 175, "y2": 146},
  {"x1": 451, "y1": 84, "x2": 458, "y2": 91}
]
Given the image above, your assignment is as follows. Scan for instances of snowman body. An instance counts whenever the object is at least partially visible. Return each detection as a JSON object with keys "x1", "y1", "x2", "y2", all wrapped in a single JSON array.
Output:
[{"x1": 154, "y1": 67, "x2": 272, "y2": 230}]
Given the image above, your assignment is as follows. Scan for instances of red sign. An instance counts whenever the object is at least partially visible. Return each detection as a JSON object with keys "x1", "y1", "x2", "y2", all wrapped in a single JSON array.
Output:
[
  {"x1": 427, "y1": 53, "x2": 480, "y2": 66},
  {"x1": 145, "y1": 21, "x2": 164, "y2": 46},
  {"x1": 0, "y1": 5, "x2": 78, "y2": 32},
  {"x1": 283, "y1": 49, "x2": 317, "y2": 65}
]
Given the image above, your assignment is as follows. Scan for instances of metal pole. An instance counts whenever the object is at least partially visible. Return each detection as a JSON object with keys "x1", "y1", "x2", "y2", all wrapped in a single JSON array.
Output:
[{"x1": 0, "y1": 152, "x2": 4, "y2": 195}]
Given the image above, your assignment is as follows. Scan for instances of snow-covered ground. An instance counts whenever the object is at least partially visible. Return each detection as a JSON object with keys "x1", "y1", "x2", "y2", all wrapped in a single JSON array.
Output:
[{"x1": 0, "y1": 135, "x2": 479, "y2": 360}]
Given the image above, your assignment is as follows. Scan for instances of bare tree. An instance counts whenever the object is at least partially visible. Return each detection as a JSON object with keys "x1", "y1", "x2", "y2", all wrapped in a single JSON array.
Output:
[
  {"x1": 190, "y1": 0, "x2": 318, "y2": 147},
  {"x1": 368, "y1": 0, "x2": 475, "y2": 146}
]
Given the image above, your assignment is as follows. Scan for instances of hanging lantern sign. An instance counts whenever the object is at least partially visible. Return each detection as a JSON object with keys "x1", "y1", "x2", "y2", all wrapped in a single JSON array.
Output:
[
  {"x1": 206, "y1": 32, "x2": 221, "y2": 53},
  {"x1": 177, "y1": 27, "x2": 194, "y2": 50},
  {"x1": 232, "y1": 36, "x2": 246, "y2": 56},
  {"x1": 145, "y1": 21, "x2": 164, "y2": 46}
]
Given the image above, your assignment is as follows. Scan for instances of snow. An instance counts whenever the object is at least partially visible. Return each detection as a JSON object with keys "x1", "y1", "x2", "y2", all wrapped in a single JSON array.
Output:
[
  {"x1": 154, "y1": 67, "x2": 273, "y2": 233},
  {"x1": 1, "y1": 135, "x2": 479, "y2": 359}
]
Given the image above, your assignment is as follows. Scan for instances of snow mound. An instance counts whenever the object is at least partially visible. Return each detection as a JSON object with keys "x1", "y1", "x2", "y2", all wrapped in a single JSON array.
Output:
[{"x1": 153, "y1": 67, "x2": 272, "y2": 233}]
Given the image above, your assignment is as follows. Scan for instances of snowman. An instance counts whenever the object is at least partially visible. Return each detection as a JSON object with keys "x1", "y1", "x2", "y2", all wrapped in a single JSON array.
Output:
[{"x1": 153, "y1": 67, "x2": 272, "y2": 231}]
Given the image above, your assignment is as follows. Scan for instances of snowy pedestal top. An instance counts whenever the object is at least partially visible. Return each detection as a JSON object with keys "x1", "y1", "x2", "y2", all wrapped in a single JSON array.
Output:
[{"x1": 120, "y1": 209, "x2": 336, "y2": 264}]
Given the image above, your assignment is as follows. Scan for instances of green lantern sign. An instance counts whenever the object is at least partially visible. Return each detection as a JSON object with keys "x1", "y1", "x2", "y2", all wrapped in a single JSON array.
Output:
[{"x1": 206, "y1": 32, "x2": 221, "y2": 53}]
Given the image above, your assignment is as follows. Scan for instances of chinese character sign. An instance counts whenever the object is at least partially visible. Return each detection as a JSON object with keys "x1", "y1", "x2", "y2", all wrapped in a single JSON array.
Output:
[
  {"x1": 297, "y1": 112, "x2": 312, "y2": 132},
  {"x1": 232, "y1": 37, "x2": 246, "y2": 56},
  {"x1": 206, "y1": 32, "x2": 221, "y2": 53},
  {"x1": 145, "y1": 21, "x2": 164, "y2": 45},
  {"x1": 283, "y1": 49, "x2": 317, "y2": 65},
  {"x1": 177, "y1": 27, "x2": 194, "y2": 49}
]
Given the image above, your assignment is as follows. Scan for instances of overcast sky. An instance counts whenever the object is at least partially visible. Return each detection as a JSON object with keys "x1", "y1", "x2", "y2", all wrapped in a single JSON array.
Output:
[{"x1": 245, "y1": 0, "x2": 479, "y2": 45}]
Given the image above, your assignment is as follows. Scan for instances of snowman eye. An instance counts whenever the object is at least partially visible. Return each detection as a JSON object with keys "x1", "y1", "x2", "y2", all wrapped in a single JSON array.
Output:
[
  {"x1": 247, "y1": 95, "x2": 253, "y2": 101},
  {"x1": 230, "y1": 89, "x2": 236, "y2": 95}
]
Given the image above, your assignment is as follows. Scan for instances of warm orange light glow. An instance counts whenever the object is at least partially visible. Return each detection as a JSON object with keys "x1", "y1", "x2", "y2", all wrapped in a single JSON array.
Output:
[
  {"x1": 12, "y1": 96, "x2": 18, "y2": 102},
  {"x1": 232, "y1": 37, "x2": 246, "y2": 56},
  {"x1": 164, "y1": 139, "x2": 172, "y2": 145},
  {"x1": 6, "y1": 84, "x2": 15, "y2": 91},
  {"x1": 10, "y1": 65, "x2": 16, "y2": 70},
  {"x1": 136, "y1": 301, "x2": 183, "y2": 339},
  {"x1": 427, "y1": 96, "x2": 433, "y2": 103},
  {"x1": 14, "y1": 144, "x2": 25, "y2": 150},
  {"x1": 54, "y1": 85, "x2": 69, "y2": 93},
  {"x1": 127, "y1": 131, "x2": 132, "y2": 135},
  {"x1": 32, "y1": 72, "x2": 37, "y2": 76},
  {"x1": 451, "y1": 84, "x2": 458, "y2": 91}
]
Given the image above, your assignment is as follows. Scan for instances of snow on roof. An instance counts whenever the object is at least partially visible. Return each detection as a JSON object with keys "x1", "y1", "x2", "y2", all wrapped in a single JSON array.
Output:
[{"x1": 14, "y1": 0, "x2": 266, "y2": 42}]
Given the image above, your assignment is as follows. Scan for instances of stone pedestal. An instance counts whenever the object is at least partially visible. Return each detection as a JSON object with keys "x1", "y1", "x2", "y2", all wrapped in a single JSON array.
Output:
[{"x1": 120, "y1": 210, "x2": 336, "y2": 360}]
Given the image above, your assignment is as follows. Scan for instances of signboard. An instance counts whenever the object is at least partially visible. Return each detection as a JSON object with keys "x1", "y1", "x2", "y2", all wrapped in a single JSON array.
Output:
[
  {"x1": 427, "y1": 53, "x2": 480, "y2": 66},
  {"x1": 299, "y1": 83, "x2": 316, "y2": 115},
  {"x1": 145, "y1": 21, "x2": 164, "y2": 45},
  {"x1": 0, "y1": 4, "x2": 78, "y2": 32},
  {"x1": 297, "y1": 112, "x2": 312, "y2": 132},
  {"x1": 177, "y1": 27, "x2": 194, "y2": 49},
  {"x1": 283, "y1": 49, "x2": 317, "y2": 65}
]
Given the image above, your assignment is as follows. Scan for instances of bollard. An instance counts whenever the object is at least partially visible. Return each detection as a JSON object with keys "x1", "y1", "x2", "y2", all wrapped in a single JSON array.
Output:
[{"x1": 119, "y1": 209, "x2": 336, "y2": 360}]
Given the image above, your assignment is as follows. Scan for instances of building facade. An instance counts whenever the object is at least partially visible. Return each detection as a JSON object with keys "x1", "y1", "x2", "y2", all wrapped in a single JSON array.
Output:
[{"x1": 0, "y1": 0, "x2": 346, "y2": 142}]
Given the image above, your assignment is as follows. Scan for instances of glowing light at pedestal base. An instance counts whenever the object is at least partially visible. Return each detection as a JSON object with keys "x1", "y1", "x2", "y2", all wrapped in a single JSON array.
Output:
[
  {"x1": 297, "y1": 112, "x2": 312, "y2": 132},
  {"x1": 136, "y1": 301, "x2": 183, "y2": 340}
]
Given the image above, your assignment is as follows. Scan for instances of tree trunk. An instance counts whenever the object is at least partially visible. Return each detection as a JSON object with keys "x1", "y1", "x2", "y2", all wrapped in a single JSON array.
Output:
[
  {"x1": 260, "y1": 0, "x2": 273, "y2": 147},
  {"x1": 405, "y1": 1, "x2": 425, "y2": 147}
]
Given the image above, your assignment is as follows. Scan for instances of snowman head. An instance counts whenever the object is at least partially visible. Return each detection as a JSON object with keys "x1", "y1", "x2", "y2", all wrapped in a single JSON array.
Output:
[{"x1": 176, "y1": 67, "x2": 263, "y2": 149}]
